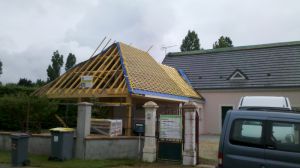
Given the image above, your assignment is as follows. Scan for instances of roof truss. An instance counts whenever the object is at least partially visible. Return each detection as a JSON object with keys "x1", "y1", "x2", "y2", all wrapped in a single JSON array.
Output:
[{"x1": 35, "y1": 44, "x2": 128, "y2": 98}]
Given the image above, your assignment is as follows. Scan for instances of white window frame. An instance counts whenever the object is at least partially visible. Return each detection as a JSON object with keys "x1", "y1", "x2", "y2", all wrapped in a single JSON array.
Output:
[{"x1": 230, "y1": 71, "x2": 246, "y2": 80}]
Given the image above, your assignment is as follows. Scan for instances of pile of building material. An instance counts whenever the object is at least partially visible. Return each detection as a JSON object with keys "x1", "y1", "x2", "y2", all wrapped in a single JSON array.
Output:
[{"x1": 91, "y1": 118, "x2": 122, "y2": 136}]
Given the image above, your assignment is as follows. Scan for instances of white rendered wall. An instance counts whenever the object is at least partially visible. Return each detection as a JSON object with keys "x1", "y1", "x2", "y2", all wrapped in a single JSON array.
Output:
[{"x1": 200, "y1": 88, "x2": 300, "y2": 134}]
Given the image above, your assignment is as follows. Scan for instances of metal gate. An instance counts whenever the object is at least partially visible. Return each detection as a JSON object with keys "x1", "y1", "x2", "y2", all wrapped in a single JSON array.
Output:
[{"x1": 157, "y1": 105, "x2": 183, "y2": 161}]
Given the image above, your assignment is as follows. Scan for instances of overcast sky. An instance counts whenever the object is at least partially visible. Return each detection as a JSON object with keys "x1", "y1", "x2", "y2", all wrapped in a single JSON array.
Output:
[{"x1": 0, "y1": 0, "x2": 300, "y2": 83}]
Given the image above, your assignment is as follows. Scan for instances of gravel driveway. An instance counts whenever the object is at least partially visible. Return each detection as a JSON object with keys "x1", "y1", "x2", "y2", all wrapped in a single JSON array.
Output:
[{"x1": 199, "y1": 135, "x2": 219, "y2": 165}]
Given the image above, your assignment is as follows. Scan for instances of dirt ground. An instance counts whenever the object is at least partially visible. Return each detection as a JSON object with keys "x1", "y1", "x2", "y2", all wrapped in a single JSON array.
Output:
[
  {"x1": 124, "y1": 135, "x2": 219, "y2": 167},
  {"x1": 199, "y1": 135, "x2": 219, "y2": 165},
  {"x1": 120, "y1": 162, "x2": 215, "y2": 168},
  {"x1": 1, "y1": 163, "x2": 215, "y2": 168},
  {"x1": 127, "y1": 135, "x2": 220, "y2": 168}
]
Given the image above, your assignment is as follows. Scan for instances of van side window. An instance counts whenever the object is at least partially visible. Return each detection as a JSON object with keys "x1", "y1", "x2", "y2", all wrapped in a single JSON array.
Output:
[
  {"x1": 292, "y1": 107, "x2": 300, "y2": 113},
  {"x1": 270, "y1": 122, "x2": 300, "y2": 153},
  {"x1": 230, "y1": 119, "x2": 264, "y2": 147}
]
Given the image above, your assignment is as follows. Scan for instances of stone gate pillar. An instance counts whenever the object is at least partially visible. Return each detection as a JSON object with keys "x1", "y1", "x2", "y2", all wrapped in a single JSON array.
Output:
[
  {"x1": 142, "y1": 101, "x2": 159, "y2": 162},
  {"x1": 76, "y1": 102, "x2": 93, "y2": 159},
  {"x1": 182, "y1": 101, "x2": 198, "y2": 165}
]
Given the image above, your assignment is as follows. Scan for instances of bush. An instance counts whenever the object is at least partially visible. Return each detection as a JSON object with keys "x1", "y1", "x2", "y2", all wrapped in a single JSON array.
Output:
[
  {"x1": 0, "y1": 85, "x2": 36, "y2": 96},
  {"x1": 0, "y1": 95, "x2": 58, "y2": 132}
]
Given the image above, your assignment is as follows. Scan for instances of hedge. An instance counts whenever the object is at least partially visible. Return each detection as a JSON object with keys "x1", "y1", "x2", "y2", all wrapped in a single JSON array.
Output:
[{"x1": 0, "y1": 95, "x2": 60, "y2": 132}]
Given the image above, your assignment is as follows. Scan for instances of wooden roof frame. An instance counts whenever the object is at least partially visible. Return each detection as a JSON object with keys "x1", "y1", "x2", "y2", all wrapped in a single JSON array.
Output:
[
  {"x1": 34, "y1": 42, "x2": 202, "y2": 102},
  {"x1": 34, "y1": 44, "x2": 128, "y2": 98}
]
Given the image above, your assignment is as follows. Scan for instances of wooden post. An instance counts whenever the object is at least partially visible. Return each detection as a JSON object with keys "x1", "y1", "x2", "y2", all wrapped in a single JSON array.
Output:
[{"x1": 125, "y1": 96, "x2": 132, "y2": 136}]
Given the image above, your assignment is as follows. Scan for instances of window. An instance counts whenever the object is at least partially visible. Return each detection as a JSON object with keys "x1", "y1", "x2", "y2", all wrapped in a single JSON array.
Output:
[
  {"x1": 292, "y1": 107, "x2": 300, "y2": 113},
  {"x1": 230, "y1": 119, "x2": 264, "y2": 147},
  {"x1": 269, "y1": 122, "x2": 300, "y2": 153},
  {"x1": 231, "y1": 72, "x2": 244, "y2": 79},
  {"x1": 228, "y1": 69, "x2": 248, "y2": 80}
]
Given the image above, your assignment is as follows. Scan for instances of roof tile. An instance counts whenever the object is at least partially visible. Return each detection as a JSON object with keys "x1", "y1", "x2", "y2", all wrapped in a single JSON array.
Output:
[{"x1": 163, "y1": 41, "x2": 300, "y2": 89}]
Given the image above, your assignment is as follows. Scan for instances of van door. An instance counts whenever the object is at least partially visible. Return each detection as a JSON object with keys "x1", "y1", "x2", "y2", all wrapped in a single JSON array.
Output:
[
  {"x1": 265, "y1": 119, "x2": 300, "y2": 168},
  {"x1": 223, "y1": 116, "x2": 266, "y2": 168}
]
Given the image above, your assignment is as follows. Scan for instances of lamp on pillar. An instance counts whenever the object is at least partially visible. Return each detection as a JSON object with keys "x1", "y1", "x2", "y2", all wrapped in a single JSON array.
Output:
[{"x1": 142, "y1": 101, "x2": 159, "y2": 162}]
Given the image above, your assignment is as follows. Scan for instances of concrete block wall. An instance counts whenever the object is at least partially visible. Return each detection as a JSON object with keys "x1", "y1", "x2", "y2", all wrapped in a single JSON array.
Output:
[
  {"x1": 28, "y1": 135, "x2": 51, "y2": 155},
  {"x1": 0, "y1": 132, "x2": 51, "y2": 155},
  {"x1": 85, "y1": 137, "x2": 144, "y2": 160},
  {"x1": 0, "y1": 132, "x2": 11, "y2": 151},
  {"x1": 0, "y1": 132, "x2": 143, "y2": 160}
]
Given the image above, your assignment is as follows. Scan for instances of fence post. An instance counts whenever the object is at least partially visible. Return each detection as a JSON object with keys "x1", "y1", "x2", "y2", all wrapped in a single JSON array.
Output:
[
  {"x1": 75, "y1": 102, "x2": 93, "y2": 159},
  {"x1": 142, "y1": 101, "x2": 159, "y2": 162},
  {"x1": 182, "y1": 101, "x2": 198, "y2": 166}
]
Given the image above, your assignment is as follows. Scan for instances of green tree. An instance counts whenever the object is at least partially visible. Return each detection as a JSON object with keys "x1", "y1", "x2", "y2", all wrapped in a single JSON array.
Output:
[
  {"x1": 47, "y1": 50, "x2": 63, "y2": 82},
  {"x1": 18, "y1": 78, "x2": 33, "y2": 87},
  {"x1": 35, "y1": 79, "x2": 46, "y2": 86},
  {"x1": 65, "y1": 53, "x2": 76, "y2": 71},
  {"x1": 0, "y1": 59, "x2": 2, "y2": 76},
  {"x1": 213, "y1": 36, "x2": 233, "y2": 49},
  {"x1": 180, "y1": 30, "x2": 201, "y2": 52}
]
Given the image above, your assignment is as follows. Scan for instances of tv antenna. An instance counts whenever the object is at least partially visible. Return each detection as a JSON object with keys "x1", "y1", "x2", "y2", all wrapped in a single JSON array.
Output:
[
  {"x1": 161, "y1": 45, "x2": 177, "y2": 55},
  {"x1": 146, "y1": 45, "x2": 153, "y2": 53}
]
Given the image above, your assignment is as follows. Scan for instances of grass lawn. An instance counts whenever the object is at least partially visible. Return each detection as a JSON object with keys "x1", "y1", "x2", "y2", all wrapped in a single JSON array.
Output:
[
  {"x1": 0, "y1": 149, "x2": 217, "y2": 168},
  {"x1": 0, "y1": 150, "x2": 139, "y2": 168}
]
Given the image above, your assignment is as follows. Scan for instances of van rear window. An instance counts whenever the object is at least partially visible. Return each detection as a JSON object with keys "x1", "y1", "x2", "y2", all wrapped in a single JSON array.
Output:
[
  {"x1": 230, "y1": 119, "x2": 264, "y2": 148},
  {"x1": 270, "y1": 122, "x2": 300, "y2": 153}
]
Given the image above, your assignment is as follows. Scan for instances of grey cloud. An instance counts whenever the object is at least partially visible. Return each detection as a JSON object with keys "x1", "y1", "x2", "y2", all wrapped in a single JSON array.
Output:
[
  {"x1": 65, "y1": 1, "x2": 177, "y2": 52},
  {"x1": 1, "y1": 0, "x2": 300, "y2": 83}
]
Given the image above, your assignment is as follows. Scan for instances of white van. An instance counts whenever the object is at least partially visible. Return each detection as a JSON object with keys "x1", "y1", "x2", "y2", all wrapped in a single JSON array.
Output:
[{"x1": 238, "y1": 96, "x2": 292, "y2": 111}]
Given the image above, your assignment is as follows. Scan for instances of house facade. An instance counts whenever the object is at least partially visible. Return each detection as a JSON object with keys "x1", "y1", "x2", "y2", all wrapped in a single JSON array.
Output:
[{"x1": 163, "y1": 41, "x2": 300, "y2": 134}]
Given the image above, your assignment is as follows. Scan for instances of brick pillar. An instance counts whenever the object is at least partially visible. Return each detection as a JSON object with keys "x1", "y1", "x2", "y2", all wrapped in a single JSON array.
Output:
[
  {"x1": 182, "y1": 101, "x2": 198, "y2": 166},
  {"x1": 76, "y1": 102, "x2": 93, "y2": 159},
  {"x1": 142, "y1": 101, "x2": 158, "y2": 162}
]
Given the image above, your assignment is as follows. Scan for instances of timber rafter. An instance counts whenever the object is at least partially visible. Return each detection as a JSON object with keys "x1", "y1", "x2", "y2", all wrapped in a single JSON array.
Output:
[{"x1": 35, "y1": 44, "x2": 128, "y2": 98}]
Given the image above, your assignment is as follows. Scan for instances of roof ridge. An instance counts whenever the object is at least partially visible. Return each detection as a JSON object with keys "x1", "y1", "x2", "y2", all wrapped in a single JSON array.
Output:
[
  {"x1": 118, "y1": 42, "x2": 150, "y2": 55},
  {"x1": 167, "y1": 40, "x2": 300, "y2": 56},
  {"x1": 160, "y1": 64, "x2": 174, "y2": 69}
]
